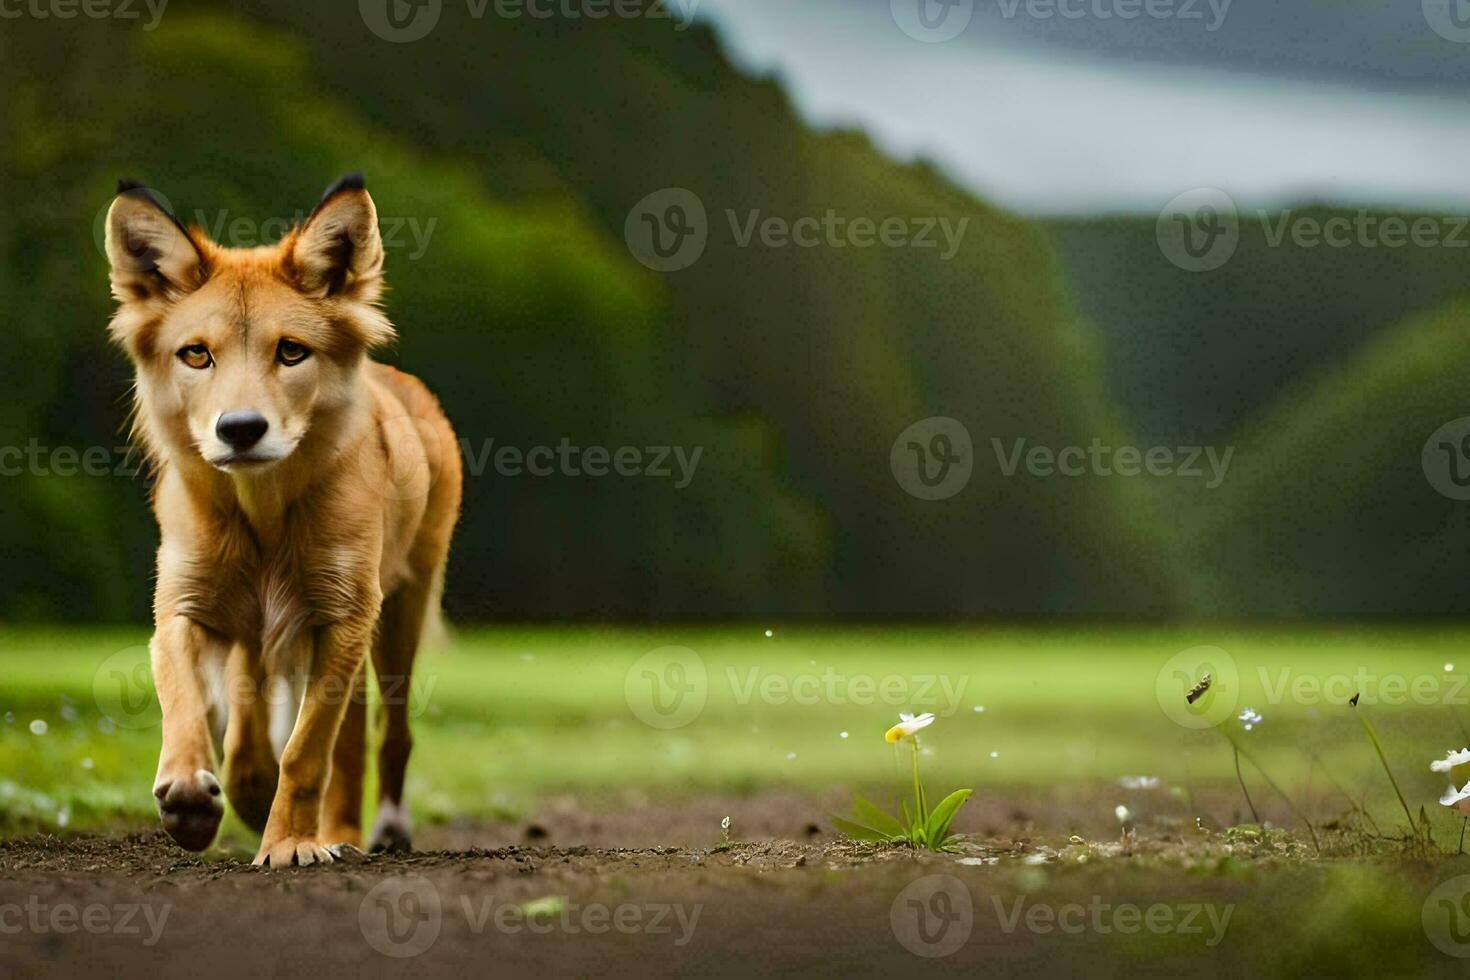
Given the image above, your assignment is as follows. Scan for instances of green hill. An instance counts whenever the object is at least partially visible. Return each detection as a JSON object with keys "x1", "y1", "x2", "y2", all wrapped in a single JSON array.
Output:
[
  {"x1": 1181, "y1": 298, "x2": 1470, "y2": 616},
  {"x1": 0, "y1": 5, "x2": 1169, "y2": 620},
  {"x1": 1045, "y1": 210, "x2": 1470, "y2": 446}
]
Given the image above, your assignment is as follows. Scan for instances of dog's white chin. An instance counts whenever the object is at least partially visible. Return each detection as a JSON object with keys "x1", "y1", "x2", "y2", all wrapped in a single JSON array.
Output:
[{"x1": 209, "y1": 452, "x2": 288, "y2": 473}]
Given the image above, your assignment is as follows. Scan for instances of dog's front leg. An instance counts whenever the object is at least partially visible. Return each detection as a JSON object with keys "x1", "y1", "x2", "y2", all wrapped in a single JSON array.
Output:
[
  {"x1": 253, "y1": 620, "x2": 372, "y2": 867},
  {"x1": 152, "y1": 615, "x2": 226, "y2": 851}
]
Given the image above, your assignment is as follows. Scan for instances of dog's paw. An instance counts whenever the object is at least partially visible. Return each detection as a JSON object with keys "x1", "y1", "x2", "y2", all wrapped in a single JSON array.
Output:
[
  {"x1": 154, "y1": 769, "x2": 224, "y2": 852},
  {"x1": 368, "y1": 801, "x2": 412, "y2": 854},
  {"x1": 252, "y1": 834, "x2": 335, "y2": 868}
]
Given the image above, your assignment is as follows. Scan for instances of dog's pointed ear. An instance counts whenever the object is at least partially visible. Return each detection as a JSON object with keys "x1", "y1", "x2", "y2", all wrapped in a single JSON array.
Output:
[
  {"x1": 105, "y1": 180, "x2": 208, "y2": 302},
  {"x1": 288, "y1": 173, "x2": 384, "y2": 300}
]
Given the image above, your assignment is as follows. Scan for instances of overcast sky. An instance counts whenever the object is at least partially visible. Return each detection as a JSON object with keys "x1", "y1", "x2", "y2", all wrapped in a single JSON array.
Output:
[{"x1": 696, "y1": 0, "x2": 1470, "y2": 215}]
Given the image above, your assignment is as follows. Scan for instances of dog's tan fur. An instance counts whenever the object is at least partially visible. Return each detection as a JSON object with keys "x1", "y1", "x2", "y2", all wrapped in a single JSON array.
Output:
[{"x1": 103, "y1": 176, "x2": 461, "y2": 866}]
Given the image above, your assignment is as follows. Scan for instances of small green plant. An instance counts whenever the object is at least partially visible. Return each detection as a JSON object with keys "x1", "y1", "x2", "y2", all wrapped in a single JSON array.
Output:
[
  {"x1": 832, "y1": 713, "x2": 972, "y2": 852},
  {"x1": 1349, "y1": 694, "x2": 1417, "y2": 835}
]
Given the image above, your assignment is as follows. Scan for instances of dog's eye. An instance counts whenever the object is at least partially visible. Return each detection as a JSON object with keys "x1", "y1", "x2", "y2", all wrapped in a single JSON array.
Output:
[
  {"x1": 176, "y1": 344, "x2": 213, "y2": 370},
  {"x1": 276, "y1": 339, "x2": 311, "y2": 366}
]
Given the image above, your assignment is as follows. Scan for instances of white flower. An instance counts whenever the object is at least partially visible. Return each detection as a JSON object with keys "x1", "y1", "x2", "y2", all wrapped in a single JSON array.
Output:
[
  {"x1": 1115, "y1": 805, "x2": 1132, "y2": 824},
  {"x1": 1441, "y1": 781, "x2": 1470, "y2": 816},
  {"x1": 1432, "y1": 750, "x2": 1470, "y2": 812},
  {"x1": 1237, "y1": 708, "x2": 1262, "y2": 731},
  {"x1": 1431, "y1": 748, "x2": 1470, "y2": 777},
  {"x1": 884, "y1": 712, "x2": 936, "y2": 743},
  {"x1": 720, "y1": 816, "x2": 731, "y2": 831}
]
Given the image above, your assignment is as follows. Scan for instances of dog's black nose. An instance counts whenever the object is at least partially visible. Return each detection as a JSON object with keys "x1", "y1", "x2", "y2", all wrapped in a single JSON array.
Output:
[{"x1": 216, "y1": 411, "x2": 269, "y2": 451}]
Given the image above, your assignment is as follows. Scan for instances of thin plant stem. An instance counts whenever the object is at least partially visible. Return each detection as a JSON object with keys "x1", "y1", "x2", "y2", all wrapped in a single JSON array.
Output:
[
  {"x1": 1226, "y1": 731, "x2": 1321, "y2": 854},
  {"x1": 911, "y1": 739, "x2": 927, "y2": 826},
  {"x1": 1232, "y1": 743, "x2": 1260, "y2": 824},
  {"x1": 1460, "y1": 817, "x2": 1467, "y2": 856},
  {"x1": 1351, "y1": 701, "x2": 1416, "y2": 835}
]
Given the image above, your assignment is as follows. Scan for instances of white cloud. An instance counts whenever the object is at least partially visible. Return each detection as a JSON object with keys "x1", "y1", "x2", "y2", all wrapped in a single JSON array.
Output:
[{"x1": 698, "y1": 0, "x2": 1470, "y2": 215}]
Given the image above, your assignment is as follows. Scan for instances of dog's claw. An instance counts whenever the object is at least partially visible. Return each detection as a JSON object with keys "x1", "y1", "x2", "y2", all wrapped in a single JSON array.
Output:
[
  {"x1": 328, "y1": 843, "x2": 368, "y2": 862},
  {"x1": 252, "y1": 836, "x2": 335, "y2": 868}
]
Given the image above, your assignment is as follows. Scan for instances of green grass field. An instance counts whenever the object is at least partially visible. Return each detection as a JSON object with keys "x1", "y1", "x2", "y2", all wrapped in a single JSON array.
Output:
[{"x1": 3, "y1": 624, "x2": 1469, "y2": 841}]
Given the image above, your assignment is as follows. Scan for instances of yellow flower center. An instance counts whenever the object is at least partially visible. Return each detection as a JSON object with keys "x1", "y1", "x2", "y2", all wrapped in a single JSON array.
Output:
[{"x1": 885, "y1": 724, "x2": 906, "y2": 743}]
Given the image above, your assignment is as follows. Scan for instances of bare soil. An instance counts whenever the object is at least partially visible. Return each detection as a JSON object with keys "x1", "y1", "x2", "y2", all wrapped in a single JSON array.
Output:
[{"x1": 0, "y1": 789, "x2": 1461, "y2": 978}]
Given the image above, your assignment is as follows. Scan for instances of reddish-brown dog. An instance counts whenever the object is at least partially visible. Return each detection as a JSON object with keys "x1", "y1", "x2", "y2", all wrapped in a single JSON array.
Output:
[{"x1": 103, "y1": 175, "x2": 461, "y2": 866}]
